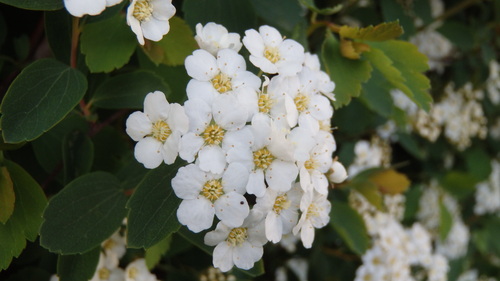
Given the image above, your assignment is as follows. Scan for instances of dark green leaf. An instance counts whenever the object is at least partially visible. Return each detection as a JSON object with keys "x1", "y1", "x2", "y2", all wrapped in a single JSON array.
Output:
[
  {"x1": 57, "y1": 247, "x2": 100, "y2": 281},
  {"x1": 13, "y1": 35, "x2": 29, "y2": 61},
  {"x1": 397, "y1": 132, "x2": 426, "y2": 160},
  {"x1": 329, "y1": 201, "x2": 370, "y2": 255},
  {"x1": 299, "y1": 0, "x2": 342, "y2": 15},
  {"x1": 91, "y1": 126, "x2": 130, "y2": 174},
  {"x1": 464, "y1": 147, "x2": 492, "y2": 182},
  {"x1": 403, "y1": 185, "x2": 422, "y2": 222},
  {"x1": 0, "y1": 59, "x2": 87, "y2": 143},
  {"x1": 438, "y1": 21, "x2": 474, "y2": 51},
  {"x1": 321, "y1": 32, "x2": 372, "y2": 108},
  {"x1": 359, "y1": 69, "x2": 393, "y2": 117},
  {"x1": 62, "y1": 130, "x2": 94, "y2": 184},
  {"x1": 126, "y1": 162, "x2": 183, "y2": 249},
  {"x1": 0, "y1": 160, "x2": 47, "y2": 270},
  {"x1": 80, "y1": 14, "x2": 136, "y2": 73},
  {"x1": 380, "y1": 0, "x2": 415, "y2": 39},
  {"x1": 145, "y1": 235, "x2": 172, "y2": 270},
  {"x1": 90, "y1": 70, "x2": 170, "y2": 109},
  {"x1": 439, "y1": 200, "x2": 453, "y2": 242},
  {"x1": 183, "y1": 0, "x2": 257, "y2": 34},
  {"x1": 0, "y1": 166, "x2": 15, "y2": 223},
  {"x1": 40, "y1": 172, "x2": 127, "y2": 254},
  {"x1": 115, "y1": 156, "x2": 149, "y2": 191},
  {"x1": 250, "y1": 0, "x2": 303, "y2": 33},
  {"x1": 45, "y1": 10, "x2": 72, "y2": 64},
  {"x1": 439, "y1": 171, "x2": 477, "y2": 200},
  {"x1": 0, "y1": 0, "x2": 63, "y2": 10}
]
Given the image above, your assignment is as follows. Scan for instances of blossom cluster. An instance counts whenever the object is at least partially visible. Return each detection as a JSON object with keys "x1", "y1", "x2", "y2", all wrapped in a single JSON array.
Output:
[
  {"x1": 125, "y1": 23, "x2": 347, "y2": 272},
  {"x1": 64, "y1": 0, "x2": 176, "y2": 45},
  {"x1": 474, "y1": 159, "x2": 500, "y2": 215}
]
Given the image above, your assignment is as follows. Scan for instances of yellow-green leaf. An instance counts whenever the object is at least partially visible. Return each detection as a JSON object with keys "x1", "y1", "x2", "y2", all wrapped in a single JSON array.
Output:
[
  {"x1": 339, "y1": 21, "x2": 403, "y2": 42},
  {"x1": 340, "y1": 38, "x2": 371, "y2": 60},
  {"x1": 0, "y1": 166, "x2": 15, "y2": 223},
  {"x1": 369, "y1": 169, "x2": 410, "y2": 195}
]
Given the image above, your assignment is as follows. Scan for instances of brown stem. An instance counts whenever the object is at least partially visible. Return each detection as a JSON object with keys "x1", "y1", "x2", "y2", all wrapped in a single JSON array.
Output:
[
  {"x1": 307, "y1": 20, "x2": 342, "y2": 36},
  {"x1": 322, "y1": 246, "x2": 360, "y2": 262},
  {"x1": 89, "y1": 109, "x2": 129, "y2": 137}
]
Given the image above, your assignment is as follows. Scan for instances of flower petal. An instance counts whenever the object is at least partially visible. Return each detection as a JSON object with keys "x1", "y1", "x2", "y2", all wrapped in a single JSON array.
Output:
[
  {"x1": 126, "y1": 111, "x2": 152, "y2": 141},
  {"x1": 214, "y1": 192, "x2": 249, "y2": 227},
  {"x1": 266, "y1": 160, "x2": 298, "y2": 192},
  {"x1": 134, "y1": 137, "x2": 164, "y2": 169},
  {"x1": 246, "y1": 169, "x2": 266, "y2": 197},
  {"x1": 171, "y1": 164, "x2": 206, "y2": 199},
  {"x1": 213, "y1": 242, "x2": 234, "y2": 272},
  {"x1": 265, "y1": 211, "x2": 283, "y2": 243},
  {"x1": 177, "y1": 197, "x2": 215, "y2": 233},
  {"x1": 178, "y1": 133, "x2": 204, "y2": 163},
  {"x1": 198, "y1": 145, "x2": 227, "y2": 174},
  {"x1": 185, "y1": 49, "x2": 219, "y2": 81},
  {"x1": 144, "y1": 91, "x2": 170, "y2": 122},
  {"x1": 222, "y1": 162, "x2": 249, "y2": 194},
  {"x1": 232, "y1": 241, "x2": 263, "y2": 270}
]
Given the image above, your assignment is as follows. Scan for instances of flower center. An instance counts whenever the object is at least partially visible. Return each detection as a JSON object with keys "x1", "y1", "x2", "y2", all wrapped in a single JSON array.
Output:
[
  {"x1": 202, "y1": 124, "x2": 225, "y2": 145},
  {"x1": 304, "y1": 158, "x2": 318, "y2": 170},
  {"x1": 253, "y1": 147, "x2": 275, "y2": 170},
  {"x1": 201, "y1": 180, "x2": 224, "y2": 201},
  {"x1": 128, "y1": 266, "x2": 138, "y2": 279},
  {"x1": 306, "y1": 203, "x2": 319, "y2": 219},
  {"x1": 133, "y1": 0, "x2": 153, "y2": 22},
  {"x1": 258, "y1": 94, "x2": 273, "y2": 113},
  {"x1": 264, "y1": 47, "x2": 280, "y2": 64},
  {"x1": 102, "y1": 238, "x2": 116, "y2": 250},
  {"x1": 99, "y1": 268, "x2": 110, "y2": 280},
  {"x1": 273, "y1": 194, "x2": 290, "y2": 215},
  {"x1": 212, "y1": 73, "x2": 232, "y2": 93},
  {"x1": 226, "y1": 227, "x2": 248, "y2": 246},
  {"x1": 294, "y1": 94, "x2": 310, "y2": 112},
  {"x1": 152, "y1": 120, "x2": 172, "y2": 142}
]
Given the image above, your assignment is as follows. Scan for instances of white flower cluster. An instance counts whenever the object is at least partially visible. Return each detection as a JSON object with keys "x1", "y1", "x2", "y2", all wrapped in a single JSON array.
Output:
[
  {"x1": 486, "y1": 60, "x2": 500, "y2": 105},
  {"x1": 64, "y1": 0, "x2": 176, "y2": 46},
  {"x1": 474, "y1": 159, "x2": 500, "y2": 215},
  {"x1": 126, "y1": 23, "x2": 348, "y2": 272},
  {"x1": 350, "y1": 192, "x2": 448, "y2": 281},
  {"x1": 417, "y1": 182, "x2": 470, "y2": 260},
  {"x1": 457, "y1": 269, "x2": 499, "y2": 281},
  {"x1": 51, "y1": 228, "x2": 159, "y2": 281},
  {"x1": 348, "y1": 136, "x2": 391, "y2": 178}
]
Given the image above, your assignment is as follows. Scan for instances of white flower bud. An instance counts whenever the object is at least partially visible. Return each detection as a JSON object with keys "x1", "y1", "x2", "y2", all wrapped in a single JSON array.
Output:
[{"x1": 328, "y1": 161, "x2": 348, "y2": 184}]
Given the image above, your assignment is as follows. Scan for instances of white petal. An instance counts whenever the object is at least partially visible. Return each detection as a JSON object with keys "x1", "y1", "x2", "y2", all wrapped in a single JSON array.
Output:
[
  {"x1": 222, "y1": 162, "x2": 249, "y2": 194},
  {"x1": 232, "y1": 241, "x2": 263, "y2": 270},
  {"x1": 285, "y1": 95, "x2": 299, "y2": 128},
  {"x1": 242, "y1": 29, "x2": 265, "y2": 57},
  {"x1": 141, "y1": 17, "x2": 170, "y2": 42},
  {"x1": 126, "y1": 111, "x2": 152, "y2": 141},
  {"x1": 249, "y1": 55, "x2": 278, "y2": 74},
  {"x1": 298, "y1": 114, "x2": 320, "y2": 136},
  {"x1": 184, "y1": 98, "x2": 211, "y2": 133},
  {"x1": 280, "y1": 208, "x2": 299, "y2": 235},
  {"x1": 217, "y1": 49, "x2": 246, "y2": 76},
  {"x1": 329, "y1": 161, "x2": 348, "y2": 184},
  {"x1": 106, "y1": 0, "x2": 122, "y2": 7},
  {"x1": 300, "y1": 221, "x2": 315, "y2": 248},
  {"x1": 251, "y1": 113, "x2": 271, "y2": 149},
  {"x1": 151, "y1": 0, "x2": 176, "y2": 20},
  {"x1": 143, "y1": 91, "x2": 170, "y2": 122},
  {"x1": 223, "y1": 126, "x2": 254, "y2": 151},
  {"x1": 204, "y1": 222, "x2": 231, "y2": 246},
  {"x1": 64, "y1": 0, "x2": 106, "y2": 17},
  {"x1": 213, "y1": 242, "x2": 234, "y2": 272},
  {"x1": 127, "y1": 9, "x2": 145, "y2": 45},
  {"x1": 299, "y1": 166, "x2": 312, "y2": 192},
  {"x1": 178, "y1": 133, "x2": 204, "y2": 163},
  {"x1": 186, "y1": 79, "x2": 217, "y2": 105},
  {"x1": 310, "y1": 94, "x2": 333, "y2": 121},
  {"x1": 259, "y1": 25, "x2": 283, "y2": 47},
  {"x1": 311, "y1": 170, "x2": 329, "y2": 195},
  {"x1": 212, "y1": 95, "x2": 248, "y2": 130},
  {"x1": 134, "y1": 138, "x2": 163, "y2": 169},
  {"x1": 185, "y1": 49, "x2": 218, "y2": 81},
  {"x1": 162, "y1": 131, "x2": 180, "y2": 164},
  {"x1": 198, "y1": 145, "x2": 227, "y2": 174},
  {"x1": 167, "y1": 103, "x2": 189, "y2": 134},
  {"x1": 171, "y1": 164, "x2": 206, "y2": 199},
  {"x1": 265, "y1": 211, "x2": 283, "y2": 243},
  {"x1": 266, "y1": 160, "x2": 298, "y2": 192},
  {"x1": 214, "y1": 193, "x2": 249, "y2": 227},
  {"x1": 177, "y1": 197, "x2": 215, "y2": 233},
  {"x1": 246, "y1": 170, "x2": 266, "y2": 197}
]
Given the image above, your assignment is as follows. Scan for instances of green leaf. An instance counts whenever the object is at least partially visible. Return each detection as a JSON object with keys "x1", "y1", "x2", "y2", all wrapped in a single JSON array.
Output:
[
  {"x1": 45, "y1": 10, "x2": 72, "y2": 64},
  {"x1": 403, "y1": 185, "x2": 422, "y2": 222},
  {"x1": 13, "y1": 35, "x2": 30, "y2": 61},
  {"x1": 126, "y1": 162, "x2": 183, "y2": 249},
  {"x1": 250, "y1": 0, "x2": 303, "y2": 33},
  {"x1": 0, "y1": 59, "x2": 87, "y2": 143},
  {"x1": 0, "y1": 0, "x2": 63, "y2": 10},
  {"x1": 0, "y1": 166, "x2": 15, "y2": 223},
  {"x1": 380, "y1": 0, "x2": 415, "y2": 39},
  {"x1": 329, "y1": 201, "x2": 370, "y2": 255},
  {"x1": 91, "y1": 126, "x2": 130, "y2": 174},
  {"x1": 397, "y1": 132, "x2": 426, "y2": 160},
  {"x1": 144, "y1": 17, "x2": 198, "y2": 66},
  {"x1": 439, "y1": 171, "x2": 477, "y2": 200},
  {"x1": 368, "y1": 41, "x2": 432, "y2": 111},
  {"x1": 438, "y1": 21, "x2": 474, "y2": 51},
  {"x1": 439, "y1": 200, "x2": 453, "y2": 242},
  {"x1": 182, "y1": 0, "x2": 257, "y2": 34},
  {"x1": 40, "y1": 172, "x2": 127, "y2": 254},
  {"x1": 349, "y1": 182, "x2": 384, "y2": 211},
  {"x1": 57, "y1": 247, "x2": 100, "y2": 281},
  {"x1": 0, "y1": 160, "x2": 47, "y2": 270},
  {"x1": 339, "y1": 21, "x2": 403, "y2": 41},
  {"x1": 321, "y1": 32, "x2": 373, "y2": 108},
  {"x1": 62, "y1": 130, "x2": 94, "y2": 184},
  {"x1": 464, "y1": 147, "x2": 492, "y2": 182},
  {"x1": 90, "y1": 71, "x2": 170, "y2": 109},
  {"x1": 145, "y1": 235, "x2": 172, "y2": 270},
  {"x1": 299, "y1": 0, "x2": 342, "y2": 15},
  {"x1": 359, "y1": 69, "x2": 393, "y2": 117},
  {"x1": 80, "y1": 14, "x2": 136, "y2": 73}
]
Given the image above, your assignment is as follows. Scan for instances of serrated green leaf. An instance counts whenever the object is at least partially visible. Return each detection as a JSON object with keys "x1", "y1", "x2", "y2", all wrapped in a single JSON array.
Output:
[
  {"x1": 80, "y1": 14, "x2": 136, "y2": 73},
  {"x1": 144, "y1": 17, "x2": 198, "y2": 66},
  {"x1": 62, "y1": 130, "x2": 94, "y2": 184},
  {"x1": 340, "y1": 21, "x2": 403, "y2": 41},
  {"x1": 145, "y1": 235, "x2": 172, "y2": 270},
  {"x1": 90, "y1": 71, "x2": 170, "y2": 109},
  {"x1": 40, "y1": 172, "x2": 127, "y2": 254},
  {"x1": 126, "y1": 162, "x2": 183, "y2": 249},
  {"x1": 299, "y1": 0, "x2": 342, "y2": 15},
  {"x1": 182, "y1": 0, "x2": 257, "y2": 34},
  {"x1": 368, "y1": 41, "x2": 432, "y2": 111},
  {"x1": 439, "y1": 172, "x2": 477, "y2": 200},
  {"x1": 0, "y1": 160, "x2": 47, "y2": 270},
  {"x1": 0, "y1": 166, "x2": 15, "y2": 223},
  {"x1": 329, "y1": 201, "x2": 370, "y2": 255},
  {"x1": 0, "y1": 59, "x2": 87, "y2": 143},
  {"x1": 321, "y1": 32, "x2": 373, "y2": 108},
  {"x1": 359, "y1": 69, "x2": 393, "y2": 117},
  {"x1": 439, "y1": 200, "x2": 453, "y2": 242},
  {"x1": 0, "y1": 0, "x2": 63, "y2": 10},
  {"x1": 57, "y1": 247, "x2": 100, "y2": 281}
]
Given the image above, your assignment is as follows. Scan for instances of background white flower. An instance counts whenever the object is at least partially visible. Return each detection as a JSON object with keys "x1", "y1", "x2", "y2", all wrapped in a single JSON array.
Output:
[{"x1": 195, "y1": 22, "x2": 243, "y2": 55}]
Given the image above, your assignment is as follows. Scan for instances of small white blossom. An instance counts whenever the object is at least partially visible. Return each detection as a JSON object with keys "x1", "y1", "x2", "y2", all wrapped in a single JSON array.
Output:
[
  {"x1": 293, "y1": 190, "x2": 331, "y2": 248},
  {"x1": 64, "y1": 0, "x2": 122, "y2": 17},
  {"x1": 125, "y1": 259, "x2": 159, "y2": 281},
  {"x1": 195, "y1": 22, "x2": 243, "y2": 55},
  {"x1": 126, "y1": 91, "x2": 189, "y2": 169},
  {"x1": 127, "y1": 0, "x2": 176, "y2": 45}
]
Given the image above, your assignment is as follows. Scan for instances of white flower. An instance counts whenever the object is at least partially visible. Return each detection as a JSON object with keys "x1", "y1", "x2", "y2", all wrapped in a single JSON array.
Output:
[
  {"x1": 243, "y1": 25, "x2": 305, "y2": 76},
  {"x1": 171, "y1": 163, "x2": 250, "y2": 232},
  {"x1": 125, "y1": 259, "x2": 158, "y2": 281},
  {"x1": 204, "y1": 215, "x2": 267, "y2": 272},
  {"x1": 253, "y1": 184, "x2": 302, "y2": 243},
  {"x1": 292, "y1": 190, "x2": 331, "y2": 248},
  {"x1": 195, "y1": 22, "x2": 243, "y2": 55},
  {"x1": 126, "y1": 91, "x2": 189, "y2": 169},
  {"x1": 89, "y1": 253, "x2": 125, "y2": 281},
  {"x1": 101, "y1": 229, "x2": 126, "y2": 267},
  {"x1": 64, "y1": 0, "x2": 122, "y2": 17},
  {"x1": 328, "y1": 160, "x2": 348, "y2": 184},
  {"x1": 126, "y1": 0, "x2": 176, "y2": 45}
]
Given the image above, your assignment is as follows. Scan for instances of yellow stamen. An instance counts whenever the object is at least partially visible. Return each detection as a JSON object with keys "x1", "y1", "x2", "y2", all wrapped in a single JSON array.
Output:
[
  {"x1": 273, "y1": 195, "x2": 290, "y2": 214},
  {"x1": 151, "y1": 120, "x2": 172, "y2": 142},
  {"x1": 201, "y1": 180, "x2": 224, "y2": 201},
  {"x1": 253, "y1": 147, "x2": 275, "y2": 170},
  {"x1": 202, "y1": 124, "x2": 225, "y2": 145},
  {"x1": 133, "y1": 0, "x2": 153, "y2": 22},
  {"x1": 212, "y1": 73, "x2": 232, "y2": 93},
  {"x1": 294, "y1": 94, "x2": 310, "y2": 112},
  {"x1": 264, "y1": 47, "x2": 280, "y2": 63},
  {"x1": 226, "y1": 227, "x2": 247, "y2": 246},
  {"x1": 258, "y1": 94, "x2": 273, "y2": 113}
]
